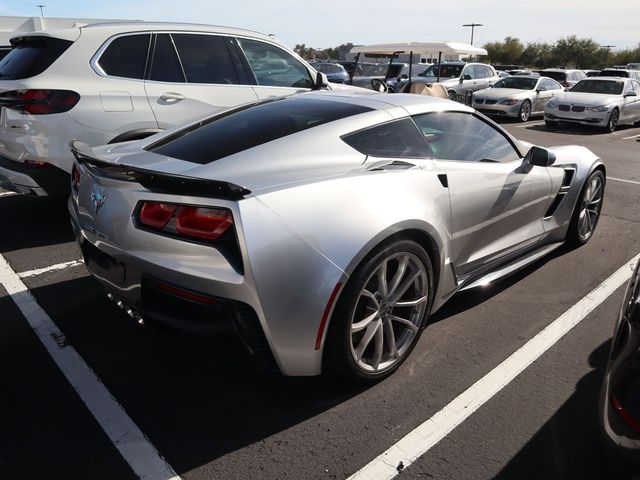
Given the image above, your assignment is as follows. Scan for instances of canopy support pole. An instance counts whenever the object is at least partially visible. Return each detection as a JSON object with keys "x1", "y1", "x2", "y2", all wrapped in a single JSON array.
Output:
[{"x1": 437, "y1": 51, "x2": 442, "y2": 82}]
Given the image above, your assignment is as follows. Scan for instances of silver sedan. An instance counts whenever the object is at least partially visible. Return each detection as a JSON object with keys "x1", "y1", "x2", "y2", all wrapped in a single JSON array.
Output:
[
  {"x1": 473, "y1": 75, "x2": 564, "y2": 121},
  {"x1": 69, "y1": 92, "x2": 605, "y2": 382},
  {"x1": 544, "y1": 77, "x2": 640, "y2": 132}
]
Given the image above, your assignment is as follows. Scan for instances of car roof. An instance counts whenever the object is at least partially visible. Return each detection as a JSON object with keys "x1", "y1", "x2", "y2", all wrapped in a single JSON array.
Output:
[{"x1": 11, "y1": 21, "x2": 274, "y2": 43}]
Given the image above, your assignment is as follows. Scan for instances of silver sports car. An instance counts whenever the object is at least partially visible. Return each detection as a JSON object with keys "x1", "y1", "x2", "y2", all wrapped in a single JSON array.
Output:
[
  {"x1": 473, "y1": 75, "x2": 564, "y2": 122},
  {"x1": 69, "y1": 92, "x2": 605, "y2": 381}
]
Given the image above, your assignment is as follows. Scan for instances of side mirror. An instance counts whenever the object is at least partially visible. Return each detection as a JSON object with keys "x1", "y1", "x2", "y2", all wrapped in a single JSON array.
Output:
[
  {"x1": 624, "y1": 91, "x2": 637, "y2": 97},
  {"x1": 463, "y1": 74, "x2": 472, "y2": 81},
  {"x1": 313, "y1": 71, "x2": 329, "y2": 90},
  {"x1": 525, "y1": 146, "x2": 556, "y2": 167},
  {"x1": 536, "y1": 86, "x2": 547, "y2": 92}
]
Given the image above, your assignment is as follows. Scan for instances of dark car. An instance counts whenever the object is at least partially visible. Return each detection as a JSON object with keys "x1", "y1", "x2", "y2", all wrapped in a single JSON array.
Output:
[
  {"x1": 600, "y1": 260, "x2": 640, "y2": 477},
  {"x1": 599, "y1": 69, "x2": 640, "y2": 81},
  {"x1": 541, "y1": 68, "x2": 586, "y2": 88},
  {"x1": 310, "y1": 62, "x2": 350, "y2": 83}
]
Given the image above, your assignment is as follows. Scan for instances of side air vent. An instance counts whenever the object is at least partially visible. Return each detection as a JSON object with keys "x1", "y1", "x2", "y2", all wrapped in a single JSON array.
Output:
[{"x1": 544, "y1": 167, "x2": 576, "y2": 218}]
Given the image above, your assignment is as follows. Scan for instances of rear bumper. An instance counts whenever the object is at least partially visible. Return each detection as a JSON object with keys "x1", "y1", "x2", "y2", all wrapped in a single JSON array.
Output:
[{"x1": 0, "y1": 155, "x2": 69, "y2": 197}]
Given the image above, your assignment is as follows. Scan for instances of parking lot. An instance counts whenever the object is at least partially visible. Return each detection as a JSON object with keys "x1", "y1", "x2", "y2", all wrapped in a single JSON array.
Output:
[{"x1": 1, "y1": 117, "x2": 639, "y2": 480}]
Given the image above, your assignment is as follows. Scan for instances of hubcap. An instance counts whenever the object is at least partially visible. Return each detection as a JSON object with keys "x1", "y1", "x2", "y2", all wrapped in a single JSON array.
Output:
[
  {"x1": 578, "y1": 175, "x2": 603, "y2": 240},
  {"x1": 609, "y1": 111, "x2": 618, "y2": 131},
  {"x1": 349, "y1": 252, "x2": 429, "y2": 373},
  {"x1": 521, "y1": 102, "x2": 531, "y2": 121}
]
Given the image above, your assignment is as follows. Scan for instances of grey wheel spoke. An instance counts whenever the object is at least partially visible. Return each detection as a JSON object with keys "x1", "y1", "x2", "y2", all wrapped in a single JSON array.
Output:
[
  {"x1": 355, "y1": 321, "x2": 380, "y2": 361},
  {"x1": 388, "y1": 314, "x2": 419, "y2": 333},
  {"x1": 352, "y1": 311, "x2": 379, "y2": 333},
  {"x1": 377, "y1": 261, "x2": 389, "y2": 300},
  {"x1": 383, "y1": 318, "x2": 398, "y2": 359},
  {"x1": 388, "y1": 270, "x2": 421, "y2": 305},
  {"x1": 388, "y1": 255, "x2": 409, "y2": 299},
  {"x1": 361, "y1": 289, "x2": 380, "y2": 309},
  {"x1": 394, "y1": 295, "x2": 428, "y2": 307},
  {"x1": 372, "y1": 323, "x2": 384, "y2": 371}
]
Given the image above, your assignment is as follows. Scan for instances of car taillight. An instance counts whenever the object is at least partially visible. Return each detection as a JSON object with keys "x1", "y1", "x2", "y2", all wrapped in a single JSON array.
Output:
[
  {"x1": 136, "y1": 201, "x2": 233, "y2": 241},
  {"x1": 24, "y1": 160, "x2": 52, "y2": 168},
  {"x1": 611, "y1": 394, "x2": 640, "y2": 433},
  {"x1": 71, "y1": 163, "x2": 81, "y2": 193},
  {"x1": 0, "y1": 89, "x2": 80, "y2": 114}
]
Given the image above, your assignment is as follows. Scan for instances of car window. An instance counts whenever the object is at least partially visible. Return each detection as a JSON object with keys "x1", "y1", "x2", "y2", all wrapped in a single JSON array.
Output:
[
  {"x1": 237, "y1": 38, "x2": 313, "y2": 88},
  {"x1": 541, "y1": 78, "x2": 562, "y2": 90},
  {"x1": 462, "y1": 65, "x2": 475, "y2": 79},
  {"x1": 148, "y1": 34, "x2": 185, "y2": 83},
  {"x1": 473, "y1": 65, "x2": 487, "y2": 79},
  {"x1": 171, "y1": 34, "x2": 240, "y2": 84},
  {"x1": 148, "y1": 97, "x2": 371, "y2": 164},
  {"x1": 543, "y1": 71, "x2": 567, "y2": 82},
  {"x1": 97, "y1": 34, "x2": 150, "y2": 79},
  {"x1": 623, "y1": 81, "x2": 635, "y2": 95},
  {"x1": 0, "y1": 36, "x2": 73, "y2": 80},
  {"x1": 483, "y1": 65, "x2": 494, "y2": 78},
  {"x1": 633, "y1": 80, "x2": 640, "y2": 95},
  {"x1": 342, "y1": 118, "x2": 431, "y2": 159},
  {"x1": 412, "y1": 112, "x2": 520, "y2": 163}
]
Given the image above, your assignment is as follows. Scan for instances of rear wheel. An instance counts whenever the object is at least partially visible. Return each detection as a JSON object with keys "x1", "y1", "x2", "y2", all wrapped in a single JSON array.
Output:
[
  {"x1": 566, "y1": 170, "x2": 605, "y2": 247},
  {"x1": 325, "y1": 239, "x2": 433, "y2": 382},
  {"x1": 519, "y1": 100, "x2": 532, "y2": 122}
]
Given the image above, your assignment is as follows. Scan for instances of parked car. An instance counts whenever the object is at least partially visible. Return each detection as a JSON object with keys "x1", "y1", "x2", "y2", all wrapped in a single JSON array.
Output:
[
  {"x1": 0, "y1": 22, "x2": 357, "y2": 197},
  {"x1": 70, "y1": 91, "x2": 604, "y2": 381},
  {"x1": 310, "y1": 62, "x2": 350, "y2": 84},
  {"x1": 410, "y1": 62, "x2": 501, "y2": 101},
  {"x1": 473, "y1": 75, "x2": 563, "y2": 121},
  {"x1": 626, "y1": 63, "x2": 640, "y2": 70},
  {"x1": 544, "y1": 77, "x2": 640, "y2": 132},
  {"x1": 599, "y1": 69, "x2": 640, "y2": 81},
  {"x1": 600, "y1": 259, "x2": 640, "y2": 477},
  {"x1": 541, "y1": 68, "x2": 586, "y2": 88},
  {"x1": 496, "y1": 70, "x2": 511, "y2": 78}
]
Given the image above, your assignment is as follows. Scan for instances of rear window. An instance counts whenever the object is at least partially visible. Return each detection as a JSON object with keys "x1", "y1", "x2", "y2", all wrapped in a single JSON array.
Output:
[
  {"x1": 147, "y1": 98, "x2": 372, "y2": 164},
  {"x1": 599, "y1": 70, "x2": 629, "y2": 78},
  {"x1": 342, "y1": 118, "x2": 431, "y2": 158},
  {"x1": 0, "y1": 36, "x2": 72, "y2": 80}
]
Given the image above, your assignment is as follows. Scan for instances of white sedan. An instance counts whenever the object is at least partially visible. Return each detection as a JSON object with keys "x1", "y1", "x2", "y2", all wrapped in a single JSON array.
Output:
[{"x1": 544, "y1": 77, "x2": 640, "y2": 132}]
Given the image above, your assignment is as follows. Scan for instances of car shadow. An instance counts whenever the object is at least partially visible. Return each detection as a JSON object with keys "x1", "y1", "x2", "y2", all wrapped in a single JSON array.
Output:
[
  {"x1": 492, "y1": 339, "x2": 615, "y2": 480},
  {"x1": 526, "y1": 123, "x2": 637, "y2": 135},
  {"x1": 26, "y1": 275, "x2": 368, "y2": 476},
  {"x1": 0, "y1": 194, "x2": 73, "y2": 252}
]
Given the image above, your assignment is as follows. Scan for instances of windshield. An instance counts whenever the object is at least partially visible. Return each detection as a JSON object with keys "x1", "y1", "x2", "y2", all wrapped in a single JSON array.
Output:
[
  {"x1": 419, "y1": 64, "x2": 463, "y2": 79},
  {"x1": 570, "y1": 79, "x2": 624, "y2": 95},
  {"x1": 492, "y1": 77, "x2": 538, "y2": 90}
]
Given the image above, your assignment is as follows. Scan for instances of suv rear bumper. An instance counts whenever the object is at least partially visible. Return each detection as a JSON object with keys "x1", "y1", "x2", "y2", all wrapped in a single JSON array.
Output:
[{"x1": 0, "y1": 155, "x2": 69, "y2": 197}]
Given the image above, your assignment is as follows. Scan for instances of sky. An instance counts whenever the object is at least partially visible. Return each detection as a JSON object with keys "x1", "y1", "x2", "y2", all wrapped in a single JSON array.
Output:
[{"x1": 1, "y1": 0, "x2": 638, "y2": 51}]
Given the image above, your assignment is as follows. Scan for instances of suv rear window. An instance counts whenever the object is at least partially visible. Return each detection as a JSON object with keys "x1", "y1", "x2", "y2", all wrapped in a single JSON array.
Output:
[
  {"x1": 0, "y1": 36, "x2": 72, "y2": 80},
  {"x1": 543, "y1": 71, "x2": 567, "y2": 82},
  {"x1": 147, "y1": 98, "x2": 372, "y2": 164},
  {"x1": 97, "y1": 34, "x2": 151, "y2": 79}
]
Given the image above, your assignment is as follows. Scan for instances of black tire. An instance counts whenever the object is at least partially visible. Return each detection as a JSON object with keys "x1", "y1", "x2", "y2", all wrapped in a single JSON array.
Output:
[
  {"x1": 566, "y1": 169, "x2": 605, "y2": 247},
  {"x1": 518, "y1": 100, "x2": 532, "y2": 122},
  {"x1": 448, "y1": 90, "x2": 457, "y2": 102},
  {"x1": 606, "y1": 108, "x2": 619, "y2": 133},
  {"x1": 545, "y1": 120, "x2": 559, "y2": 130},
  {"x1": 324, "y1": 238, "x2": 434, "y2": 383}
]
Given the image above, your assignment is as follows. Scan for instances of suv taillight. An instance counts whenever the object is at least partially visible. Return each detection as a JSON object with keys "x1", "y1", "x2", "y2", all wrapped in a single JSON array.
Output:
[
  {"x1": 0, "y1": 89, "x2": 80, "y2": 114},
  {"x1": 136, "y1": 201, "x2": 233, "y2": 242}
]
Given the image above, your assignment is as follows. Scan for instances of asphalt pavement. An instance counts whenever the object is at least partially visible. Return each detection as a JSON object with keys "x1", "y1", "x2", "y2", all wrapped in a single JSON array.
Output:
[{"x1": 0, "y1": 115, "x2": 639, "y2": 480}]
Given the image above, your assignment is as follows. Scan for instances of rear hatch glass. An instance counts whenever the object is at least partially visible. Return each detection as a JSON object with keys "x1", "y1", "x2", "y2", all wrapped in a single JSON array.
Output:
[
  {"x1": 0, "y1": 36, "x2": 73, "y2": 80},
  {"x1": 147, "y1": 97, "x2": 372, "y2": 164},
  {"x1": 543, "y1": 71, "x2": 567, "y2": 82}
]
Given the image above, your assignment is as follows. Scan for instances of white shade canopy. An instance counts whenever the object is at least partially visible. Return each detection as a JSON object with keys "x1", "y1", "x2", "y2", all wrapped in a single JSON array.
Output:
[{"x1": 350, "y1": 42, "x2": 487, "y2": 57}]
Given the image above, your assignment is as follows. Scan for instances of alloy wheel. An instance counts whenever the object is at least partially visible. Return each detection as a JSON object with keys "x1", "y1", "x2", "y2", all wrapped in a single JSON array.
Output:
[
  {"x1": 349, "y1": 252, "x2": 429, "y2": 373},
  {"x1": 578, "y1": 174, "x2": 603, "y2": 241},
  {"x1": 608, "y1": 109, "x2": 619, "y2": 133},
  {"x1": 519, "y1": 101, "x2": 531, "y2": 122}
]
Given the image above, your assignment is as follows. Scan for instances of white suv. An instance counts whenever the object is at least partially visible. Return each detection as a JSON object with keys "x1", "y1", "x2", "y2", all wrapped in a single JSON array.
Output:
[{"x1": 0, "y1": 22, "x2": 348, "y2": 196}]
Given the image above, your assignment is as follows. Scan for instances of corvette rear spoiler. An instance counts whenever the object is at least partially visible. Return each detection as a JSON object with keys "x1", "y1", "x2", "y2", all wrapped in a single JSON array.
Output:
[{"x1": 70, "y1": 140, "x2": 251, "y2": 200}]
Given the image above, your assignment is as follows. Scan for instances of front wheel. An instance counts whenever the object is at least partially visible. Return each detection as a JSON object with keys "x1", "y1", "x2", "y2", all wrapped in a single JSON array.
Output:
[
  {"x1": 325, "y1": 239, "x2": 433, "y2": 382},
  {"x1": 448, "y1": 90, "x2": 457, "y2": 101},
  {"x1": 519, "y1": 100, "x2": 532, "y2": 122},
  {"x1": 566, "y1": 170, "x2": 605, "y2": 247},
  {"x1": 606, "y1": 108, "x2": 619, "y2": 133}
]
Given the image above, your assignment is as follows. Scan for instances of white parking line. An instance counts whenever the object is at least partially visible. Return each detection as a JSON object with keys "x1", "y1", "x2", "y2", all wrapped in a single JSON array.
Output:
[
  {"x1": 516, "y1": 121, "x2": 546, "y2": 128},
  {"x1": 348, "y1": 253, "x2": 640, "y2": 480},
  {"x1": 0, "y1": 253, "x2": 181, "y2": 480},
  {"x1": 609, "y1": 177, "x2": 640, "y2": 186},
  {"x1": 0, "y1": 191, "x2": 17, "y2": 198},
  {"x1": 18, "y1": 259, "x2": 84, "y2": 279},
  {"x1": 622, "y1": 133, "x2": 640, "y2": 140}
]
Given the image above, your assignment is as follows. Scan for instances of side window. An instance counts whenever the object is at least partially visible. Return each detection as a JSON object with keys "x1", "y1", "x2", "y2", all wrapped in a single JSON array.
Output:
[
  {"x1": 483, "y1": 65, "x2": 494, "y2": 78},
  {"x1": 633, "y1": 80, "x2": 640, "y2": 95},
  {"x1": 98, "y1": 34, "x2": 150, "y2": 79},
  {"x1": 412, "y1": 112, "x2": 520, "y2": 163},
  {"x1": 238, "y1": 38, "x2": 313, "y2": 88},
  {"x1": 342, "y1": 118, "x2": 431, "y2": 159},
  {"x1": 149, "y1": 34, "x2": 185, "y2": 83},
  {"x1": 462, "y1": 65, "x2": 474, "y2": 79},
  {"x1": 171, "y1": 34, "x2": 240, "y2": 84},
  {"x1": 473, "y1": 65, "x2": 487, "y2": 79},
  {"x1": 541, "y1": 79, "x2": 561, "y2": 90}
]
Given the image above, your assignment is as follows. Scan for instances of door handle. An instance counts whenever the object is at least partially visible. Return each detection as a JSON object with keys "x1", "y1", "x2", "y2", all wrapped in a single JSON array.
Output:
[{"x1": 159, "y1": 92, "x2": 185, "y2": 103}]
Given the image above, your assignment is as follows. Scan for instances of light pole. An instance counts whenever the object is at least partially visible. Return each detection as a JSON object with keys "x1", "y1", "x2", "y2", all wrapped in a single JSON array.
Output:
[
  {"x1": 36, "y1": 4, "x2": 45, "y2": 17},
  {"x1": 462, "y1": 23, "x2": 483, "y2": 45}
]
